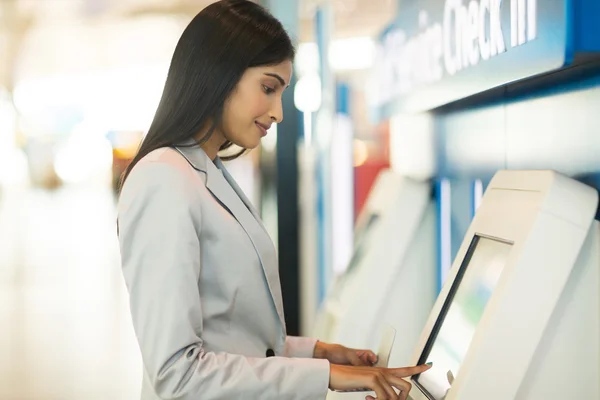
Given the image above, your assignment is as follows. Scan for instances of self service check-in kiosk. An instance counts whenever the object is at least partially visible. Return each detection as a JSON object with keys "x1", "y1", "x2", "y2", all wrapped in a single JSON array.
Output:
[
  {"x1": 406, "y1": 170, "x2": 599, "y2": 400},
  {"x1": 313, "y1": 170, "x2": 437, "y2": 363}
]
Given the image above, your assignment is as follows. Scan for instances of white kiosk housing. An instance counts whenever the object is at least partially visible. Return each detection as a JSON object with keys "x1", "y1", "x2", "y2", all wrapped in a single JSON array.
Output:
[
  {"x1": 407, "y1": 170, "x2": 599, "y2": 400},
  {"x1": 313, "y1": 170, "x2": 437, "y2": 359}
]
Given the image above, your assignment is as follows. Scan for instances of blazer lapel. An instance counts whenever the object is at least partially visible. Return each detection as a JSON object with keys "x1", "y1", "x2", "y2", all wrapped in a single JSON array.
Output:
[
  {"x1": 214, "y1": 158, "x2": 270, "y2": 237},
  {"x1": 173, "y1": 144, "x2": 286, "y2": 330}
]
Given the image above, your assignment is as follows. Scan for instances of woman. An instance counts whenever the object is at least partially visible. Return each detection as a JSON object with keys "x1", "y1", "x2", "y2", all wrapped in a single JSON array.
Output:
[{"x1": 117, "y1": 1, "x2": 431, "y2": 399}]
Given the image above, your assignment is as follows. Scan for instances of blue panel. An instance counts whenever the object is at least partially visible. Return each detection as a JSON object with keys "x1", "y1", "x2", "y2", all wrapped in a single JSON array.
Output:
[
  {"x1": 314, "y1": 4, "x2": 337, "y2": 304},
  {"x1": 505, "y1": 73, "x2": 600, "y2": 174},
  {"x1": 449, "y1": 179, "x2": 474, "y2": 262},
  {"x1": 434, "y1": 179, "x2": 445, "y2": 293},
  {"x1": 566, "y1": 0, "x2": 575, "y2": 62},
  {"x1": 316, "y1": 156, "x2": 327, "y2": 303},
  {"x1": 469, "y1": 180, "x2": 480, "y2": 218},
  {"x1": 315, "y1": 9, "x2": 327, "y2": 76},
  {"x1": 436, "y1": 73, "x2": 600, "y2": 179},
  {"x1": 434, "y1": 177, "x2": 474, "y2": 289},
  {"x1": 434, "y1": 70, "x2": 600, "y2": 261},
  {"x1": 371, "y1": 0, "x2": 600, "y2": 119},
  {"x1": 315, "y1": 7, "x2": 328, "y2": 304},
  {"x1": 371, "y1": 0, "x2": 570, "y2": 117},
  {"x1": 575, "y1": 0, "x2": 600, "y2": 51},
  {"x1": 436, "y1": 102, "x2": 507, "y2": 177},
  {"x1": 336, "y1": 83, "x2": 350, "y2": 114}
]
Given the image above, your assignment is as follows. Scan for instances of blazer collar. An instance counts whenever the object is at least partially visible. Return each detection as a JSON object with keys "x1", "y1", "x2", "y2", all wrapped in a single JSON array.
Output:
[
  {"x1": 172, "y1": 139, "x2": 210, "y2": 173},
  {"x1": 173, "y1": 141, "x2": 286, "y2": 329}
]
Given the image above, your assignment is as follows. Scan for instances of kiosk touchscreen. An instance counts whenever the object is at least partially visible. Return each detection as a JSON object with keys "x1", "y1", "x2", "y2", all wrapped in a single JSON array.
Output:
[
  {"x1": 312, "y1": 170, "x2": 437, "y2": 356},
  {"x1": 407, "y1": 170, "x2": 599, "y2": 400}
]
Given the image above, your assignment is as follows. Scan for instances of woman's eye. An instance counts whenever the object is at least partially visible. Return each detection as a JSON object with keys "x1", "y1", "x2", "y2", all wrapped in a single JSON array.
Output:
[{"x1": 262, "y1": 85, "x2": 275, "y2": 94}]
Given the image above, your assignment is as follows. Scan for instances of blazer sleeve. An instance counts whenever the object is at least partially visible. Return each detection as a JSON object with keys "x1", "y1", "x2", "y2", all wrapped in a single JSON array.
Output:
[
  {"x1": 284, "y1": 336, "x2": 319, "y2": 358},
  {"x1": 118, "y1": 160, "x2": 330, "y2": 400}
]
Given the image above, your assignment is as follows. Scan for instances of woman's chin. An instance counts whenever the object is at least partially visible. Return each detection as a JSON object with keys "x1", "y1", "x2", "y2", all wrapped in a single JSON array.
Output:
[
  {"x1": 246, "y1": 138, "x2": 261, "y2": 150},
  {"x1": 226, "y1": 139, "x2": 255, "y2": 152}
]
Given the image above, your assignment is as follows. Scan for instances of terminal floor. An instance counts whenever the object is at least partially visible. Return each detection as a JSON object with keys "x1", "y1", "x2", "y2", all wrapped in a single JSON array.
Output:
[{"x1": 0, "y1": 183, "x2": 142, "y2": 399}]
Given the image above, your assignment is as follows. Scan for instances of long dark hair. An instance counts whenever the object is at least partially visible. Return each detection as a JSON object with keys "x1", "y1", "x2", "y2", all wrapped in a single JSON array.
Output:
[{"x1": 120, "y1": 0, "x2": 295, "y2": 190}]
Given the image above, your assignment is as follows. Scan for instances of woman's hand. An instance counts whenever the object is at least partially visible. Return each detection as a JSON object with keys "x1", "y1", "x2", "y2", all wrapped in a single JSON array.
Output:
[
  {"x1": 313, "y1": 341, "x2": 378, "y2": 366},
  {"x1": 328, "y1": 363, "x2": 433, "y2": 400}
]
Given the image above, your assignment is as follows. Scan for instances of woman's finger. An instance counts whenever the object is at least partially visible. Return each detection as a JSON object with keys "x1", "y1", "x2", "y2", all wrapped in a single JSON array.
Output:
[
  {"x1": 385, "y1": 374, "x2": 411, "y2": 400},
  {"x1": 377, "y1": 372, "x2": 397, "y2": 399},
  {"x1": 353, "y1": 349, "x2": 369, "y2": 363},
  {"x1": 369, "y1": 373, "x2": 388, "y2": 400},
  {"x1": 399, "y1": 381, "x2": 411, "y2": 400},
  {"x1": 348, "y1": 350, "x2": 368, "y2": 366},
  {"x1": 379, "y1": 371, "x2": 411, "y2": 400},
  {"x1": 389, "y1": 363, "x2": 432, "y2": 378},
  {"x1": 362, "y1": 350, "x2": 378, "y2": 364}
]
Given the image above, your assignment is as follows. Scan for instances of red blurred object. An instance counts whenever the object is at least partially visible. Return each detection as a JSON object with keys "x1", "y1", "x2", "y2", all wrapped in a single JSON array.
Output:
[
  {"x1": 353, "y1": 121, "x2": 390, "y2": 220},
  {"x1": 354, "y1": 159, "x2": 390, "y2": 220}
]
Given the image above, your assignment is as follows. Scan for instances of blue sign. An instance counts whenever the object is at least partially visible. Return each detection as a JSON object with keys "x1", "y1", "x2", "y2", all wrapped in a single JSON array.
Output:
[{"x1": 370, "y1": 0, "x2": 600, "y2": 119}]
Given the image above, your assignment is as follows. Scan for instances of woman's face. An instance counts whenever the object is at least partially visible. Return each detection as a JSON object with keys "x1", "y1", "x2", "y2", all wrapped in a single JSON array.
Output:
[{"x1": 220, "y1": 60, "x2": 293, "y2": 150}]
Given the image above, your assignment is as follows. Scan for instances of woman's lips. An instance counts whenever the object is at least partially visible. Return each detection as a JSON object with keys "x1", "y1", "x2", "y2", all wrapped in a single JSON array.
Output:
[{"x1": 255, "y1": 122, "x2": 269, "y2": 137}]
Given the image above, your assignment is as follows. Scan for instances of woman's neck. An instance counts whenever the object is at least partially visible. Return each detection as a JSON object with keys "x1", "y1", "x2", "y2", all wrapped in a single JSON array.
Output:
[{"x1": 196, "y1": 130, "x2": 227, "y2": 161}]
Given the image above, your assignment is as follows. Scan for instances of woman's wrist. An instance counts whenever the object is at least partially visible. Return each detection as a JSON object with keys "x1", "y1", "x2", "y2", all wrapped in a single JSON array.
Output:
[{"x1": 313, "y1": 340, "x2": 329, "y2": 359}]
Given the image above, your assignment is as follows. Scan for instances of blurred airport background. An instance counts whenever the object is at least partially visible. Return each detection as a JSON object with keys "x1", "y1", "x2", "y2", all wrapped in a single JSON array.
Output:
[{"x1": 2, "y1": 0, "x2": 600, "y2": 398}]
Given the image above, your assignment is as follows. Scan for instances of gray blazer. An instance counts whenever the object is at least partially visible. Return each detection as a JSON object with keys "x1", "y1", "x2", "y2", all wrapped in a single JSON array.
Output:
[{"x1": 117, "y1": 143, "x2": 330, "y2": 400}]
